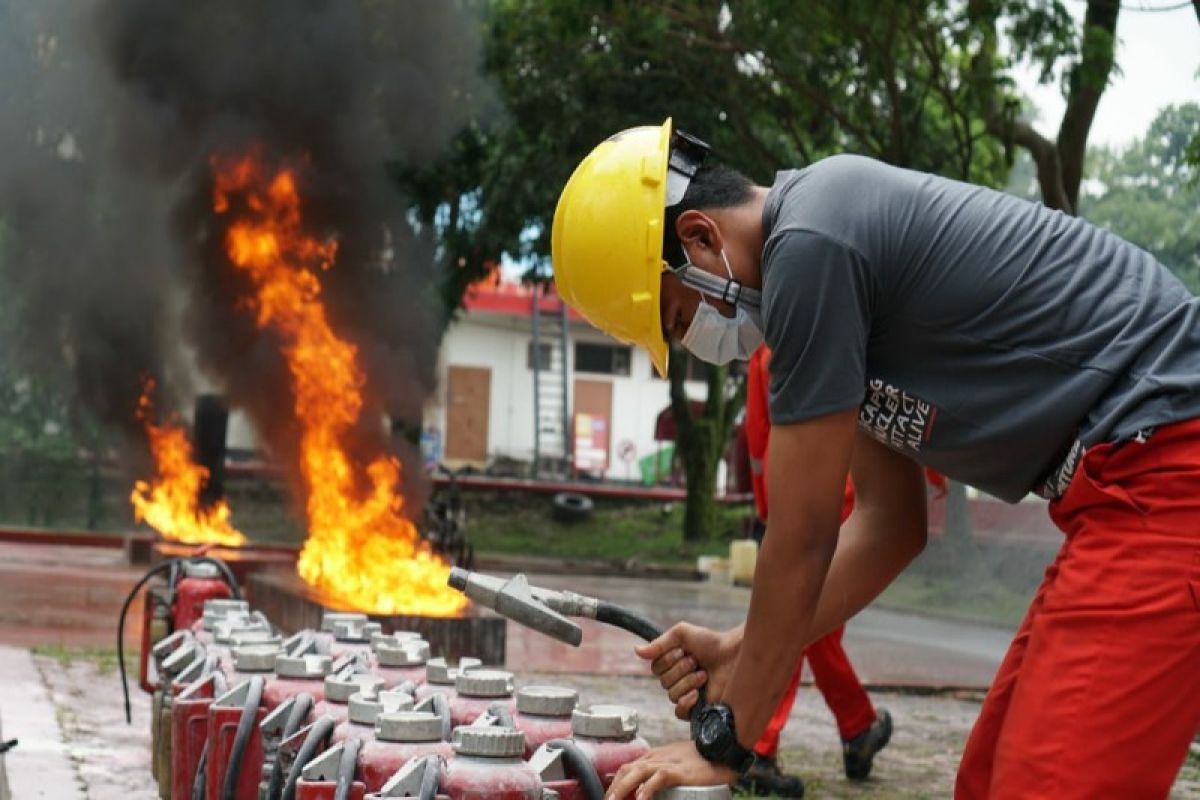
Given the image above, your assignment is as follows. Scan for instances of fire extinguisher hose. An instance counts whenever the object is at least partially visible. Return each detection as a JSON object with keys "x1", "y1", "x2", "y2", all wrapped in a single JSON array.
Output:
[
  {"x1": 281, "y1": 716, "x2": 335, "y2": 800},
  {"x1": 427, "y1": 693, "x2": 452, "y2": 742},
  {"x1": 333, "y1": 737, "x2": 362, "y2": 800},
  {"x1": 416, "y1": 754, "x2": 440, "y2": 800},
  {"x1": 546, "y1": 739, "x2": 605, "y2": 800},
  {"x1": 222, "y1": 675, "x2": 265, "y2": 800},
  {"x1": 117, "y1": 555, "x2": 243, "y2": 724},
  {"x1": 265, "y1": 693, "x2": 315, "y2": 800}
]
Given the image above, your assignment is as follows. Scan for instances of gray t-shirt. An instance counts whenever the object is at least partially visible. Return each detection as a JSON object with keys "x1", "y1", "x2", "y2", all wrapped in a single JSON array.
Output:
[{"x1": 762, "y1": 154, "x2": 1200, "y2": 502}]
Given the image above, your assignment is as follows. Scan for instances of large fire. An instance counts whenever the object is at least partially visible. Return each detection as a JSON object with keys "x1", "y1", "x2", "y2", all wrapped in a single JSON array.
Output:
[
  {"x1": 131, "y1": 382, "x2": 247, "y2": 547},
  {"x1": 211, "y1": 154, "x2": 466, "y2": 617}
]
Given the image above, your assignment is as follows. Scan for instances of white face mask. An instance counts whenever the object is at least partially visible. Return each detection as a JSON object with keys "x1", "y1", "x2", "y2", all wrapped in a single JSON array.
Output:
[{"x1": 677, "y1": 248, "x2": 763, "y2": 365}]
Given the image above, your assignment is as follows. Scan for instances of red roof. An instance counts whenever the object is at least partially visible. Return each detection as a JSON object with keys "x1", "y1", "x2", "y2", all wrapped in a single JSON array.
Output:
[{"x1": 463, "y1": 279, "x2": 583, "y2": 320}]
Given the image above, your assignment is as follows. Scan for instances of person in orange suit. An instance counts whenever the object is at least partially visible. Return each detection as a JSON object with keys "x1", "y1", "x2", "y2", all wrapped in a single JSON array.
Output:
[{"x1": 739, "y1": 345, "x2": 892, "y2": 796}]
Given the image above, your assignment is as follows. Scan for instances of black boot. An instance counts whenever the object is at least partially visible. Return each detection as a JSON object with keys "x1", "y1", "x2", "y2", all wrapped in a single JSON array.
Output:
[
  {"x1": 842, "y1": 709, "x2": 893, "y2": 780},
  {"x1": 738, "y1": 756, "x2": 805, "y2": 798}
]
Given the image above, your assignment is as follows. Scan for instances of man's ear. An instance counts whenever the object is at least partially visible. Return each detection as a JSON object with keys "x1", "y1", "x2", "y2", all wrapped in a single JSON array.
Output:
[{"x1": 675, "y1": 210, "x2": 723, "y2": 255}]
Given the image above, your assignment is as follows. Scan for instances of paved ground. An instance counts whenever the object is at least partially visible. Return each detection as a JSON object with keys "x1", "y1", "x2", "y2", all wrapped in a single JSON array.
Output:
[{"x1": 508, "y1": 573, "x2": 1013, "y2": 689}]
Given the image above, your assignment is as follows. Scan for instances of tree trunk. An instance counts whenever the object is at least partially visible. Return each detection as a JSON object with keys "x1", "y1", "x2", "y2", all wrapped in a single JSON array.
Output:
[
  {"x1": 667, "y1": 346, "x2": 743, "y2": 542},
  {"x1": 680, "y1": 418, "x2": 720, "y2": 542},
  {"x1": 973, "y1": 0, "x2": 1120, "y2": 215}
]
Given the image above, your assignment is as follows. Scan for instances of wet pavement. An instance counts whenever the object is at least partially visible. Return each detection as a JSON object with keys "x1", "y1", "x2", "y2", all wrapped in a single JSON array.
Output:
[{"x1": 507, "y1": 573, "x2": 1014, "y2": 689}]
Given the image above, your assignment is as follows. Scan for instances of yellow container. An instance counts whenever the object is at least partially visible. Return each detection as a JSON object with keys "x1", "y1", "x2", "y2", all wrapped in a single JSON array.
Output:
[{"x1": 729, "y1": 540, "x2": 758, "y2": 587}]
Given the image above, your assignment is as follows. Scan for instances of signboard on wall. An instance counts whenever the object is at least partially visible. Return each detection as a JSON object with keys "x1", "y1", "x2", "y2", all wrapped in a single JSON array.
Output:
[{"x1": 573, "y1": 413, "x2": 610, "y2": 474}]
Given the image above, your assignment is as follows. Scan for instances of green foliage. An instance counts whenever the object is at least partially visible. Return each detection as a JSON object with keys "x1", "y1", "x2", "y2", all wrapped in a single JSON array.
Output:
[
  {"x1": 1080, "y1": 103, "x2": 1200, "y2": 291},
  {"x1": 465, "y1": 493, "x2": 746, "y2": 565},
  {"x1": 404, "y1": 0, "x2": 1028, "y2": 313}
]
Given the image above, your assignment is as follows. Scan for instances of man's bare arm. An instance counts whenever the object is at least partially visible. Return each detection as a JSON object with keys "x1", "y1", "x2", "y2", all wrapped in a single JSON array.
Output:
[{"x1": 718, "y1": 420, "x2": 928, "y2": 748}]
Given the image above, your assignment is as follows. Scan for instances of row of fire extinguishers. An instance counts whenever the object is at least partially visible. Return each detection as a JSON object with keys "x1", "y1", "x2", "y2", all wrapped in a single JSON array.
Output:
[{"x1": 119, "y1": 556, "x2": 731, "y2": 800}]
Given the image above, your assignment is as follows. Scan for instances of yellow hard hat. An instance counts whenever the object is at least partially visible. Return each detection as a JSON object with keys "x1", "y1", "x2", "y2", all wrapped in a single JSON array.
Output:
[{"x1": 552, "y1": 119, "x2": 683, "y2": 377}]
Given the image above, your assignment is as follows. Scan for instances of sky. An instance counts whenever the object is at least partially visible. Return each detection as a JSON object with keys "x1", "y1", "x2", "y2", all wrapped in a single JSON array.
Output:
[{"x1": 1014, "y1": 1, "x2": 1200, "y2": 147}]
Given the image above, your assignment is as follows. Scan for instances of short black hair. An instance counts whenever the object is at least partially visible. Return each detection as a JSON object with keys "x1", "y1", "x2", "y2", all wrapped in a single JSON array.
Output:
[{"x1": 663, "y1": 162, "x2": 755, "y2": 267}]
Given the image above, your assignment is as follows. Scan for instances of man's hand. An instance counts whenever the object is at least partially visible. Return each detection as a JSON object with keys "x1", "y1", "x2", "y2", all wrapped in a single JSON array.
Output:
[
  {"x1": 606, "y1": 740, "x2": 735, "y2": 800},
  {"x1": 636, "y1": 623, "x2": 742, "y2": 720}
]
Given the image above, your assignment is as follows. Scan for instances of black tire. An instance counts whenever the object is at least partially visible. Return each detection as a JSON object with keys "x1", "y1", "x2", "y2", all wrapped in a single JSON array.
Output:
[{"x1": 552, "y1": 492, "x2": 594, "y2": 523}]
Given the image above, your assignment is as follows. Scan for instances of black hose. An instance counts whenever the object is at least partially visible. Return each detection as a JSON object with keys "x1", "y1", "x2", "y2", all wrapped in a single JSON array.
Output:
[
  {"x1": 333, "y1": 737, "x2": 362, "y2": 800},
  {"x1": 192, "y1": 739, "x2": 209, "y2": 800},
  {"x1": 594, "y1": 602, "x2": 662, "y2": 642},
  {"x1": 427, "y1": 693, "x2": 452, "y2": 741},
  {"x1": 221, "y1": 675, "x2": 264, "y2": 800},
  {"x1": 594, "y1": 601, "x2": 708, "y2": 732},
  {"x1": 486, "y1": 701, "x2": 515, "y2": 729},
  {"x1": 547, "y1": 739, "x2": 605, "y2": 800},
  {"x1": 416, "y1": 754, "x2": 440, "y2": 800},
  {"x1": 265, "y1": 692, "x2": 315, "y2": 800},
  {"x1": 281, "y1": 716, "x2": 335, "y2": 800},
  {"x1": 118, "y1": 560, "x2": 177, "y2": 724},
  {"x1": 117, "y1": 555, "x2": 242, "y2": 724}
]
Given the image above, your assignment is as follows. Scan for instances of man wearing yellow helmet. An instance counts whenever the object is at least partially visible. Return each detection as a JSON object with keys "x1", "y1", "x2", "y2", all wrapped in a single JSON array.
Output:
[{"x1": 554, "y1": 120, "x2": 1200, "y2": 799}]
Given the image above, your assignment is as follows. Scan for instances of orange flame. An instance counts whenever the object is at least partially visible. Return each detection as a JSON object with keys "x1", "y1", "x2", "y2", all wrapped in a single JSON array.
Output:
[
  {"x1": 212, "y1": 154, "x2": 467, "y2": 617},
  {"x1": 131, "y1": 382, "x2": 247, "y2": 547}
]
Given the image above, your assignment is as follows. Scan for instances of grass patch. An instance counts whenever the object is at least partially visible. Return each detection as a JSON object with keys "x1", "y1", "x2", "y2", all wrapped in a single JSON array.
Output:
[
  {"x1": 467, "y1": 494, "x2": 747, "y2": 567},
  {"x1": 31, "y1": 644, "x2": 121, "y2": 676}
]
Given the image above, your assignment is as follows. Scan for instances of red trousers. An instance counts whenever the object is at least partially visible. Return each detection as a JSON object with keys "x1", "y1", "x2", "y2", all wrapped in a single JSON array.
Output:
[
  {"x1": 956, "y1": 419, "x2": 1200, "y2": 798},
  {"x1": 753, "y1": 623, "x2": 877, "y2": 756}
]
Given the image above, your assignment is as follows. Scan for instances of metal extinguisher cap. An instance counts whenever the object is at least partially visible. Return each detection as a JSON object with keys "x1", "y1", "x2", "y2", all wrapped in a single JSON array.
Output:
[
  {"x1": 653, "y1": 788, "x2": 734, "y2": 800},
  {"x1": 232, "y1": 643, "x2": 281, "y2": 673},
  {"x1": 516, "y1": 686, "x2": 578, "y2": 717},
  {"x1": 376, "y1": 711, "x2": 444, "y2": 743},
  {"x1": 332, "y1": 619, "x2": 383, "y2": 643},
  {"x1": 320, "y1": 612, "x2": 369, "y2": 633},
  {"x1": 181, "y1": 561, "x2": 220, "y2": 579},
  {"x1": 370, "y1": 631, "x2": 424, "y2": 648},
  {"x1": 455, "y1": 669, "x2": 514, "y2": 698},
  {"x1": 374, "y1": 639, "x2": 431, "y2": 667},
  {"x1": 201, "y1": 599, "x2": 249, "y2": 630},
  {"x1": 572, "y1": 705, "x2": 640, "y2": 740},
  {"x1": 324, "y1": 672, "x2": 386, "y2": 703},
  {"x1": 453, "y1": 726, "x2": 526, "y2": 758},
  {"x1": 425, "y1": 657, "x2": 482, "y2": 685},
  {"x1": 213, "y1": 618, "x2": 271, "y2": 644},
  {"x1": 274, "y1": 653, "x2": 332, "y2": 679},
  {"x1": 348, "y1": 688, "x2": 415, "y2": 726}
]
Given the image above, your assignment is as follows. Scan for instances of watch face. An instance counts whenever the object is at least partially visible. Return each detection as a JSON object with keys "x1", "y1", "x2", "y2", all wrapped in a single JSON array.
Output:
[{"x1": 699, "y1": 711, "x2": 724, "y2": 747}]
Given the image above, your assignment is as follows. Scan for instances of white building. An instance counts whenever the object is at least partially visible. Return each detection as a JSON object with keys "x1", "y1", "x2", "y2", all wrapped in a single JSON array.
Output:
[{"x1": 422, "y1": 279, "x2": 708, "y2": 482}]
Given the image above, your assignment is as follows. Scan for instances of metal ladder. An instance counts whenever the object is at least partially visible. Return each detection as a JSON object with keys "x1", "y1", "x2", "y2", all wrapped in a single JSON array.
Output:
[{"x1": 531, "y1": 283, "x2": 571, "y2": 478}]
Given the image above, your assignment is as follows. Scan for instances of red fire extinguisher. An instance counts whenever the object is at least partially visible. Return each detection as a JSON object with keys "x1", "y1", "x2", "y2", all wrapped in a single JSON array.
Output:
[{"x1": 118, "y1": 555, "x2": 243, "y2": 724}]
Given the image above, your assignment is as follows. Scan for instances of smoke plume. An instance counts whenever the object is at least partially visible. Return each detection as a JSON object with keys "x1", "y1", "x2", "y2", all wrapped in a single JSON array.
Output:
[{"x1": 0, "y1": 1, "x2": 478, "y2": 487}]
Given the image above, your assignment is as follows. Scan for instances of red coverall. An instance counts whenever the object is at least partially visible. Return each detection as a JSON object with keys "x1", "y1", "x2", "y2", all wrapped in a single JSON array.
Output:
[
  {"x1": 746, "y1": 346, "x2": 877, "y2": 755},
  {"x1": 955, "y1": 419, "x2": 1200, "y2": 798}
]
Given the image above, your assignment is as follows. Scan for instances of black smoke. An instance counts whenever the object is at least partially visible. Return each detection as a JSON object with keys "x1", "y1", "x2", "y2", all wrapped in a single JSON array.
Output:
[{"x1": 0, "y1": 1, "x2": 479, "y2": 493}]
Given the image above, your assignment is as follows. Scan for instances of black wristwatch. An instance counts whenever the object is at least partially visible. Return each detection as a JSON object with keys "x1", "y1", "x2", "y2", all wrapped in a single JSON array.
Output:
[{"x1": 693, "y1": 703, "x2": 758, "y2": 776}]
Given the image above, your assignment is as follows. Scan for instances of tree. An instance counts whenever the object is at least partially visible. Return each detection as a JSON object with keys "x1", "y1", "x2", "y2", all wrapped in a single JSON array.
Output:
[
  {"x1": 970, "y1": 0, "x2": 1120, "y2": 213},
  {"x1": 1080, "y1": 103, "x2": 1200, "y2": 290}
]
